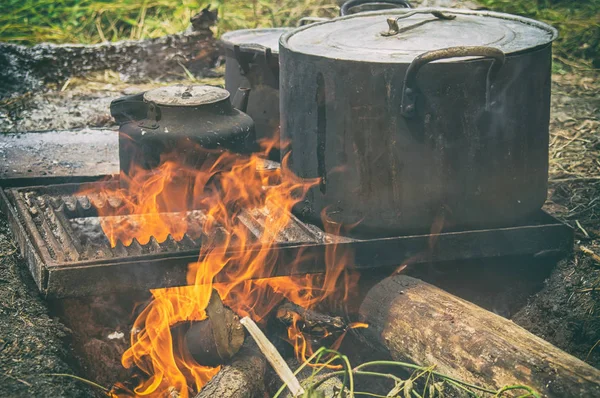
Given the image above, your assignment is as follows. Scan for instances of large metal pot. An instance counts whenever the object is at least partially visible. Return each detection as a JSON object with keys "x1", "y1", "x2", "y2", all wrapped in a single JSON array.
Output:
[
  {"x1": 221, "y1": 28, "x2": 289, "y2": 158},
  {"x1": 220, "y1": 0, "x2": 411, "y2": 159},
  {"x1": 280, "y1": 8, "x2": 557, "y2": 235}
]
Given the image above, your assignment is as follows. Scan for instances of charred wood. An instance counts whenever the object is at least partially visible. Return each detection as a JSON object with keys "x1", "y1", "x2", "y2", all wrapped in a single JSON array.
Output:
[
  {"x1": 0, "y1": 7, "x2": 220, "y2": 99},
  {"x1": 175, "y1": 290, "x2": 245, "y2": 367},
  {"x1": 194, "y1": 340, "x2": 267, "y2": 398},
  {"x1": 275, "y1": 301, "x2": 347, "y2": 337},
  {"x1": 359, "y1": 275, "x2": 600, "y2": 397}
]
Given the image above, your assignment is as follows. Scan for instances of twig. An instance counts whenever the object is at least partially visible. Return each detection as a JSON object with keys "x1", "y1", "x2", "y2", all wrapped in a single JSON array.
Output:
[
  {"x1": 579, "y1": 246, "x2": 600, "y2": 264},
  {"x1": 3, "y1": 372, "x2": 32, "y2": 387},
  {"x1": 0, "y1": 248, "x2": 17, "y2": 257},
  {"x1": 575, "y1": 220, "x2": 590, "y2": 238},
  {"x1": 551, "y1": 132, "x2": 591, "y2": 143},
  {"x1": 177, "y1": 60, "x2": 197, "y2": 82},
  {"x1": 240, "y1": 316, "x2": 305, "y2": 397},
  {"x1": 585, "y1": 340, "x2": 600, "y2": 362},
  {"x1": 553, "y1": 55, "x2": 599, "y2": 71},
  {"x1": 353, "y1": 361, "x2": 499, "y2": 395},
  {"x1": 549, "y1": 176, "x2": 600, "y2": 183},
  {"x1": 273, "y1": 347, "x2": 328, "y2": 398},
  {"x1": 578, "y1": 288, "x2": 600, "y2": 293},
  {"x1": 41, "y1": 373, "x2": 109, "y2": 392},
  {"x1": 60, "y1": 78, "x2": 71, "y2": 92},
  {"x1": 555, "y1": 130, "x2": 583, "y2": 151}
]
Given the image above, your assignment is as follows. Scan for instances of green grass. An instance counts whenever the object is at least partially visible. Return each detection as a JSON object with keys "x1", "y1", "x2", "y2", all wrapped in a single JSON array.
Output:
[
  {"x1": 479, "y1": 0, "x2": 600, "y2": 67},
  {"x1": 0, "y1": 0, "x2": 337, "y2": 44},
  {"x1": 0, "y1": 0, "x2": 597, "y2": 66}
]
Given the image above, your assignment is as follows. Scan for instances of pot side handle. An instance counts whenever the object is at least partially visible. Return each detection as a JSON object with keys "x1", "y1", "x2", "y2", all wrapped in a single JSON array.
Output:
[{"x1": 401, "y1": 46, "x2": 506, "y2": 118}]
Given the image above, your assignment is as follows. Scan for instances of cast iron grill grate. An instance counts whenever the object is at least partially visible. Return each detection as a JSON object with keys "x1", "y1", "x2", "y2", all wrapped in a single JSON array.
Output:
[{"x1": 1, "y1": 181, "x2": 573, "y2": 298}]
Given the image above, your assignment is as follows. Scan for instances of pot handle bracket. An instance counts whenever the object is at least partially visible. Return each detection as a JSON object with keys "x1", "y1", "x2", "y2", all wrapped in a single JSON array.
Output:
[
  {"x1": 401, "y1": 46, "x2": 506, "y2": 118},
  {"x1": 233, "y1": 44, "x2": 277, "y2": 75},
  {"x1": 137, "y1": 100, "x2": 161, "y2": 130}
]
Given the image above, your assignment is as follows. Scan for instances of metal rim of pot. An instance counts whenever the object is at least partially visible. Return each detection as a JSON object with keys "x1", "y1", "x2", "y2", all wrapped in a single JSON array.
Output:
[
  {"x1": 282, "y1": 7, "x2": 558, "y2": 57},
  {"x1": 221, "y1": 28, "x2": 293, "y2": 74}
]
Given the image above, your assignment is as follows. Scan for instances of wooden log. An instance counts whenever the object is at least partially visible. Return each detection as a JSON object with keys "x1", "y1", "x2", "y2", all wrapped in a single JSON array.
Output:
[
  {"x1": 195, "y1": 340, "x2": 267, "y2": 398},
  {"x1": 359, "y1": 275, "x2": 600, "y2": 397},
  {"x1": 183, "y1": 290, "x2": 245, "y2": 367},
  {"x1": 0, "y1": 8, "x2": 219, "y2": 99}
]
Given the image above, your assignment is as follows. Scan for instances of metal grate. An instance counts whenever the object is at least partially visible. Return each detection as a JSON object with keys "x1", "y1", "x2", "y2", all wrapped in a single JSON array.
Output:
[{"x1": 1, "y1": 181, "x2": 574, "y2": 298}]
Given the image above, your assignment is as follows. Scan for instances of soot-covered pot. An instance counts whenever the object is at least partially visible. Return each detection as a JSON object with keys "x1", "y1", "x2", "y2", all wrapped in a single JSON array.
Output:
[
  {"x1": 220, "y1": 28, "x2": 290, "y2": 157},
  {"x1": 280, "y1": 8, "x2": 557, "y2": 235},
  {"x1": 219, "y1": 0, "x2": 411, "y2": 160}
]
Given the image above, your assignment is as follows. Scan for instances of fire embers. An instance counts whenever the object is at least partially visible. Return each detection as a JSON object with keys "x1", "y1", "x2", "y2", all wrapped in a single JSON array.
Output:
[{"x1": 81, "y1": 139, "x2": 361, "y2": 397}]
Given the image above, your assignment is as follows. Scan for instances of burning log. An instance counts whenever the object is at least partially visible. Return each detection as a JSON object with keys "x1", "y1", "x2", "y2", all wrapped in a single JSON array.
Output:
[
  {"x1": 182, "y1": 290, "x2": 245, "y2": 367},
  {"x1": 194, "y1": 340, "x2": 267, "y2": 398},
  {"x1": 359, "y1": 275, "x2": 600, "y2": 397},
  {"x1": 275, "y1": 301, "x2": 347, "y2": 337}
]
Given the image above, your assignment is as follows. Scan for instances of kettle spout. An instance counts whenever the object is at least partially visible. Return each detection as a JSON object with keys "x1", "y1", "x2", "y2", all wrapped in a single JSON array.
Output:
[{"x1": 232, "y1": 87, "x2": 251, "y2": 113}]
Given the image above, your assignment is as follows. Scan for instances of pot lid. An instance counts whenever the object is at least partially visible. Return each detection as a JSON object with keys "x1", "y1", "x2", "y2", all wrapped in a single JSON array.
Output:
[
  {"x1": 282, "y1": 8, "x2": 557, "y2": 63},
  {"x1": 221, "y1": 28, "x2": 292, "y2": 54},
  {"x1": 144, "y1": 85, "x2": 230, "y2": 106}
]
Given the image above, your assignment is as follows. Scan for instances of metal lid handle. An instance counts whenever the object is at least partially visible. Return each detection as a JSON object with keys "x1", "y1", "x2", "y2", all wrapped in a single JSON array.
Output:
[
  {"x1": 382, "y1": 8, "x2": 456, "y2": 36},
  {"x1": 401, "y1": 46, "x2": 506, "y2": 118}
]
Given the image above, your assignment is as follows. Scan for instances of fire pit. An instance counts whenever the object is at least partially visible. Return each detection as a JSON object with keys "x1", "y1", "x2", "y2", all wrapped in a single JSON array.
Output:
[{"x1": 2, "y1": 4, "x2": 599, "y2": 398}]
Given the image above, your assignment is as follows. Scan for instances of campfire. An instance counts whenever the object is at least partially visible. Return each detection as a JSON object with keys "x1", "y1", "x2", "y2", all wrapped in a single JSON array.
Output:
[
  {"x1": 2, "y1": 4, "x2": 600, "y2": 398},
  {"x1": 85, "y1": 141, "x2": 366, "y2": 397},
  {"x1": 23, "y1": 128, "x2": 582, "y2": 398}
]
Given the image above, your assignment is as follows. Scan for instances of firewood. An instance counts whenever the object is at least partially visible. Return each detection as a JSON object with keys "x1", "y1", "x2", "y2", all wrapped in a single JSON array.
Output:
[
  {"x1": 359, "y1": 275, "x2": 600, "y2": 397},
  {"x1": 194, "y1": 340, "x2": 267, "y2": 398},
  {"x1": 176, "y1": 290, "x2": 245, "y2": 367},
  {"x1": 276, "y1": 301, "x2": 347, "y2": 337}
]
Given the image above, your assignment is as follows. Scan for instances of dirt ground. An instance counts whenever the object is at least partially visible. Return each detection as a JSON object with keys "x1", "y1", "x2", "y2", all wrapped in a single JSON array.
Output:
[
  {"x1": 513, "y1": 71, "x2": 600, "y2": 368},
  {"x1": 0, "y1": 68, "x2": 598, "y2": 396},
  {"x1": 0, "y1": 218, "x2": 94, "y2": 397}
]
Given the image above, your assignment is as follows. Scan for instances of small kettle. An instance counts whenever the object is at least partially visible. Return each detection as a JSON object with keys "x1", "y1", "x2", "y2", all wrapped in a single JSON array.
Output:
[{"x1": 110, "y1": 85, "x2": 256, "y2": 176}]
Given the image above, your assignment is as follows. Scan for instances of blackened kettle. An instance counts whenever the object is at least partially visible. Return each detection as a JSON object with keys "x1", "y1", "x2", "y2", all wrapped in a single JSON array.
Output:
[{"x1": 110, "y1": 85, "x2": 255, "y2": 176}]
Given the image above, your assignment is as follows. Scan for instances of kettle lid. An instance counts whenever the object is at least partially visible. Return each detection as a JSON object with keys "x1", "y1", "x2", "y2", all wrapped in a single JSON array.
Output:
[{"x1": 144, "y1": 85, "x2": 230, "y2": 106}]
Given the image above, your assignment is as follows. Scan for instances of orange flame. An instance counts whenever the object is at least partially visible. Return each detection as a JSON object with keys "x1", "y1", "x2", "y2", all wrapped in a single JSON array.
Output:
[{"x1": 83, "y1": 140, "x2": 361, "y2": 397}]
